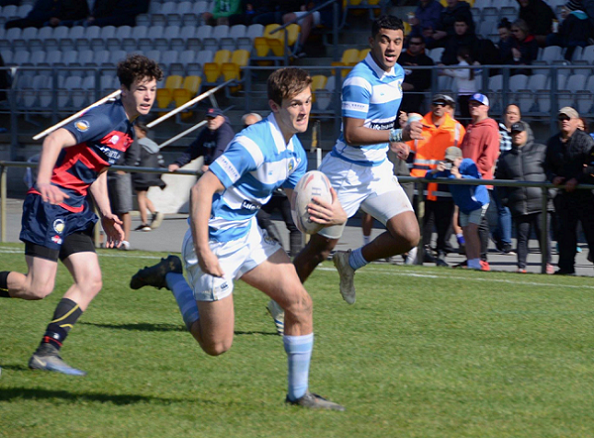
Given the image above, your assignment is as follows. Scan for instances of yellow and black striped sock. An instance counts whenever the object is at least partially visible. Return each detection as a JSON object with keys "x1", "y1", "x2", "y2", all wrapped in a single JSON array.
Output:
[
  {"x1": 39, "y1": 298, "x2": 83, "y2": 351},
  {"x1": 0, "y1": 271, "x2": 10, "y2": 298}
]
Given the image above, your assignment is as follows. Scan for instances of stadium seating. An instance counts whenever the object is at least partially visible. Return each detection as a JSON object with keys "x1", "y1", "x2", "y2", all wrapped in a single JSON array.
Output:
[{"x1": 203, "y1": 49, "x2": 231, "y2": 83}]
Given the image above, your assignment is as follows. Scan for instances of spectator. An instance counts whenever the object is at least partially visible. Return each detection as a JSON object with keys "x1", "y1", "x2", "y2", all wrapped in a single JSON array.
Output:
[
  {"x1": 517, "y1": 0, "x2": 557, "y2": 47},
  {"x1": 241, "y1": 112, "x2": 262, "y2": 127},
  {"x1": 409, "y1": 0, "x2": 444, "y2": 43},
  {"x1": 509, "y1": 19, "x2": 539, "y2": 75},
  {"x1": 63, "y1": 0, "x2": 149, "y2": 27},
  {"x1": 440, "y1": 15, "x2": 480, "y2": 66},
  {"x1": 545, "y1": 106, "x2": 594, "y2": 275},
  {"x1": 430, "y1": 0, "x2": 474, "y2": 48},
  {"x1": 398, "y1": 35, "x2": 434, "y2": 114},
  {"x1": 202, "y1": 0, "x2": 242, "y2": 26},
  {"x1": 5, "y1": 0, "x2": 88, "y2": 29},
  {"x1": 107, "y1": 126, "x2": 141, "y2": 250},
  {"x1": 495, "y1": 121, "x2": 554, "y2": 274},
  {"x1": 131, "y1": 121, "x2": 166, "y2": 232},
  {"x1": 440, "y1": 46, "x2": 478, "y2": 123},
  {"x1": 546, "y1": 0, "x2": 591, "y2": 61},
  {"x1": 408, "y1": 94, "x2": 465, "y2": 266},
  {"x1": 282, "y1": 0, "x2": 337, "y2": 57},
  {"x1": 426, "y1": 146, "x2": 490, "y2": 270},
  {"x1": 168, "y1": 108, "x2": 235, "y2": 174},
  {"x1": 497, "y1": 18, "x2": 514, "y2": 64},
  {"x1": 459, "y1": 93, "x2": 500, "y2": 268},
  {"x1": 499, "y1": 104, "x2": 521, "y2": 153}
]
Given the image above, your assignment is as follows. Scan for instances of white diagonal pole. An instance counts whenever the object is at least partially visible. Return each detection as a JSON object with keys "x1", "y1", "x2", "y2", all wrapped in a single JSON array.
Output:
[
  {"x1": 158, "y1": 120, "x2": 207, "y2": 149},
  {"x1": 32, "y1": 89, "x2": 122, "y2": 141},
  {"x1": 146, "y1": 79, "x2": 234, "y2": 128}
]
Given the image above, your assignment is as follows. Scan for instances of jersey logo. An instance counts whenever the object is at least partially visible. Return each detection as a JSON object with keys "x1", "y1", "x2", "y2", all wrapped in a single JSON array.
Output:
[
  {"x1": 53, "y1": 219, "x2": 65, "y2": 234},
  {"x1": 110, "y1": 135, "x2": 120, "y2": 145},
  {"x1": 75, "y1": 120, "x2": 90, "y2": 132}
]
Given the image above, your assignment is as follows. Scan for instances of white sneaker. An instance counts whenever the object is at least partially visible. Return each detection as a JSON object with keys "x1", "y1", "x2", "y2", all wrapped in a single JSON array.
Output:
[
  {"x1": 150, "y1": 212, "x2": 164, "y2": 230},
  {"x1": 332, "y1": 250, "x2": 356, "y2": 304},
  {"x1": 405, "y1": 247, "x2": 418, "y2": 265},
  {"x1": 266, "y1": 300, "x2": 284, "y2": 336}
]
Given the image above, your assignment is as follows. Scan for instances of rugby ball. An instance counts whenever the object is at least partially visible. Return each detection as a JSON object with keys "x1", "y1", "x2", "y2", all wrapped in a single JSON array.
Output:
[{"x1": 290, "y1": 170, "x2": 333, "y2": 234}]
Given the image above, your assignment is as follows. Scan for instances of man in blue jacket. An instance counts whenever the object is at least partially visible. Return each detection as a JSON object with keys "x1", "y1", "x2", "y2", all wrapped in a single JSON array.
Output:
[{"x1": 426, "y1": 146, "x2": 489, "y2": 270}]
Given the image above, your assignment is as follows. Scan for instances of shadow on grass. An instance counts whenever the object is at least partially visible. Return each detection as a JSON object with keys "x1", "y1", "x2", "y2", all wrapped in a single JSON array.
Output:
[
  {"x1": 0, "y1": 387, "x2": 215, "y2": 405},
  {"x1": 80, "y1": 322, "x2": 186, "y2": 332},
  {"x1": 0, "y1": 364, "x2": 29, "y2": 371},
  {"x1": 81, "y1": 322, "x2": 278, "y2": 337}
]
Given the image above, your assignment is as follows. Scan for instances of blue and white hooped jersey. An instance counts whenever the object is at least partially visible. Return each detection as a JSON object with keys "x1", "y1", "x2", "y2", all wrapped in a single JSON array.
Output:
[
  {"x1": 331, "y1": 53, "x2": 404, "y2": 166},
  {"x1": 207, "y1": 113, "x2": 307, "y2": 242}
]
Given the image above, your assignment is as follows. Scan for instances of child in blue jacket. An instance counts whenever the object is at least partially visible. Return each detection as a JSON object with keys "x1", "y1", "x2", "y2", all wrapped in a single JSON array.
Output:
[{"x1": 426, "y1": 146, "x2": 489, "y2": 270}]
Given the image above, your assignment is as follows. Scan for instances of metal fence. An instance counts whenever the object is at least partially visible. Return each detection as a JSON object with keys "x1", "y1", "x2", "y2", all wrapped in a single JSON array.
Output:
[{"x1": 3, "y1": 160, "x2": 593, "y2": 274}]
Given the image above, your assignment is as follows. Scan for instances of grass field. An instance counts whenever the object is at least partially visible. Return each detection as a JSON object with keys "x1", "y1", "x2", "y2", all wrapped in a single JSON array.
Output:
[{"x1": 2, "y1": 242, "x2": 594, "y2": 438}]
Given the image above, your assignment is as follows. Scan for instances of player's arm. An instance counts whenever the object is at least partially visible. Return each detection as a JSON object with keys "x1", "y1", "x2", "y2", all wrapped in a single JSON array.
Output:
[
  {"x1": 189, "y1": 171, "x2": 226, "y2": 277},
  {"x1": 343, "y1": 116, "x2": 422, "y2": 146},
  {"x1": 36, "y1": 128, "x2": 78, "y2": 204},
  {"x1": 89, "y1": 170, "x2": 124, "y2": 248}
]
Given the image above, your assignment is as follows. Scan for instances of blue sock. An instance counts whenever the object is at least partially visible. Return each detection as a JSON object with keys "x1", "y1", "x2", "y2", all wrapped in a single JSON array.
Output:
[
  {"x1": 283, "y1": 333, "x2": 313, "y2": 401},
  {"x1": 166, "y1": 273, "x2": 199, "y2": 330},
  {"x1": 349, "y1": 247, "x2": 368, "y2": 271}
]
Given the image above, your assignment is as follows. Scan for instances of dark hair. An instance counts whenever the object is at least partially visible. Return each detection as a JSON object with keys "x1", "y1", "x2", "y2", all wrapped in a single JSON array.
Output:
[
  {"x1": 371, "y1": 14, "x2": 404, "y2": 38},
  {"x1": 267, "y1": 68, "x2": 312, "y2": 105},
  {"x1": 454, "y1": 14, "x2": 470, "y2": 26},
  {"x1": 117, "y1": 54, "x2": 163, "y2": 89},
  {"x1": 457, "y1": 47, "x2": 475, "y2": 80},
  {"x1": 498, "y1": 17, "x2": 511, "y2": 30},
  {"x1": 503, "y1": 104, "x2": 521, "y2": 118},
  {"x1": 135, "y1": 119, "x2": 149, "y2": 133}
]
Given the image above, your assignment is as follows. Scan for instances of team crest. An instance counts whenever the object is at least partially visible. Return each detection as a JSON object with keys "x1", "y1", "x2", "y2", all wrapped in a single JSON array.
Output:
[
  {"x1": 75, "y1": 120, "x2": 90, "y2": 132},
  {"x1": 287, "y1": 159, "x2": 295, "y2": 173},
  {"x1": 110, "y1": 135, "x2": 120, "y2": 144},
  {"x1": 53, "y1": 219, "x2": 65, "y2": 234}
]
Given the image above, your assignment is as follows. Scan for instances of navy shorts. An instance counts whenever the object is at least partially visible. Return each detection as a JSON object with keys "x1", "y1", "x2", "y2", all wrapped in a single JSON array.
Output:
[{"x1": 20, "y1": 193, "x2": 98, "y2": 256}]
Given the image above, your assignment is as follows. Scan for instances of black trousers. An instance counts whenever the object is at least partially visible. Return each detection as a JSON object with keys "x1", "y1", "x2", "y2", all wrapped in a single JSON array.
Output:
[
  {"x1": 554, "y1": 192, "x2": 594, "y2": 272},
  {"x1": 515, "y1": 212, "x2": 552, "y2": 269},
  {"x1": 423, "y1": 199, "x2": 454, "y2": 254},
  {"x1": 256, "y1": 195, "x2": 302, "y2": 256}
]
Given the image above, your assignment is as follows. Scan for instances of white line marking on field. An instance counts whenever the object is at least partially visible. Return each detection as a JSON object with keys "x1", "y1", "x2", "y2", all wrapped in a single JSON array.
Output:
[{"x1": 317, "y1": 267, "x2": 594, "y2": 290}]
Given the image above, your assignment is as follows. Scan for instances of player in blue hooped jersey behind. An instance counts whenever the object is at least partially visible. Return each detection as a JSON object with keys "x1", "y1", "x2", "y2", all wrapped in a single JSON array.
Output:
[
  {"x1": 0, "y1": 55, "x2": 163, "y2": 376},
  {"x1": 130, "y1": 68, "x2": 348, "y2": 410}
]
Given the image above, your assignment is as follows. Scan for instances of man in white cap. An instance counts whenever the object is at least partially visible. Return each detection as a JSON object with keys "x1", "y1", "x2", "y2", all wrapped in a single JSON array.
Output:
[{"x1": 545, "y1": 106, "x2": 594, "y2": 275}]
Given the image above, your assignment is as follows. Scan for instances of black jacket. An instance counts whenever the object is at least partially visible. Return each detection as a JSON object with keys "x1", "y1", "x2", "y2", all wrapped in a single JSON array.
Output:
[
  {"x1": 517, "y1": 0, "x2": 556, "y2": 36},
  {"x1": 437, "y1": 0, "x2": 475, "y2": 36},
  {"x1": 495, "y1": 127, "x2": 553, "y2": 216},
  {"x1": 173, "y1": 117, "x2": 235, "y2": 168},
  {"x1": 545, "y1": 129, "x2": 594, "y2": 187}
]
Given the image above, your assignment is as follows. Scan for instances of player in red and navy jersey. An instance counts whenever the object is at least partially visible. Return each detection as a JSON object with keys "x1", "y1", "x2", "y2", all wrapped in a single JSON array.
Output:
[{"x1": 0, "y1": 55, "x2": 163, "y2": 375}]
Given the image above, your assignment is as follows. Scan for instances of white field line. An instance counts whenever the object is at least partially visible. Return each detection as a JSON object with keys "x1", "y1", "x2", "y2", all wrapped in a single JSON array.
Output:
[
  {"x1": 316, "y1": 267, "x2": 594, "y2": 290},
  {"x1": 1, "y1": 246, "x2": 591, "y2": 290}
]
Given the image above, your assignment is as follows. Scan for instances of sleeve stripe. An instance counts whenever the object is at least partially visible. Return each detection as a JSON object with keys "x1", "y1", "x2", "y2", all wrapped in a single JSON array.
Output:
[
  {"x1": 235, "y1": 135, "x2": 264, "y2": 167},
  {"x1": 343, "y1": 76, "x2": 372, "y2": 92}
]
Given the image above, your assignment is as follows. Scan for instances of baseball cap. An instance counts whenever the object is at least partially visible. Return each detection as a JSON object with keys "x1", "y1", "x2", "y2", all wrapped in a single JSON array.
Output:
[
  {"x1": 558, "y1": 106, "x2": 579, "y2": 119},
  {"x1": 206, "y1": 107, "x2": 223, "y2": 118},
  {"x1": 444, "y1": 146, "x2": 463, "y2": 161},
  {"x1": 432, "y1": 94, "x2": 455, "y2": 106},
  {"x1": 510, "y1": 121, "x2": 527, "y2": 132},
  {"x1": 469, "y1": 93, "x2": 489, "y2": 106}
]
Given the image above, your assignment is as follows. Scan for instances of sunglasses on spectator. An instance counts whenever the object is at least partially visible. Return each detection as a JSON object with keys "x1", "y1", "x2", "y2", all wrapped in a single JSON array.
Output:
[
  {"x1": 432, "y1": 101, "x2": 447, "y2": 106},
  {"x1": 409, "y1": 41, "x2": 423, "y2": 45},
  {"x1": 558, "y1": 115, "x2": 571, "y2": 121}
]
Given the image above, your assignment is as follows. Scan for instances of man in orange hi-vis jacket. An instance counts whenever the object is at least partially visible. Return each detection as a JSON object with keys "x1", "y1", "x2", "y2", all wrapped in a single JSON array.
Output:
[{"x1": 407, "y1": 94, "x2": 465, "y2": 266}]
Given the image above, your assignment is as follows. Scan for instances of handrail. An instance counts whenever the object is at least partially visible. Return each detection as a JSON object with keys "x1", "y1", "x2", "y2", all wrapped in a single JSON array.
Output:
[{"x1": 3, "y1": 159, "x2": 593, "y2": 273}]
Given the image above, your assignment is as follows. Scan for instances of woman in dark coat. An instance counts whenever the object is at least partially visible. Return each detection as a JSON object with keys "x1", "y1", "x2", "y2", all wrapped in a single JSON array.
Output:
[{"x1": 495, "y1": 121, "x2": 554, "y2": 273}]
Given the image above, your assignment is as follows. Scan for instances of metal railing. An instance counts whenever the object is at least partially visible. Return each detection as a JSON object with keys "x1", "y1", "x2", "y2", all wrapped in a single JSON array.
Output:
[{"x1": 3, "y1": 159, "x2": 593, "y2": 274}]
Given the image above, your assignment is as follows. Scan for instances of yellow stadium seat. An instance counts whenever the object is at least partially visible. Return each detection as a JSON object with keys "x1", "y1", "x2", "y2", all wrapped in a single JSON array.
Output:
[
  {"x1": 183, "y1": 75, "x2": 202, "y2": 94},
  {"x1": 264, "y1": 24, "x2": 285, "y2": 56},
  {"x1": 331, "y1": 48, "x2": 360, "y2": 77},
  {"x1": 310, "y1": 75, "x2": 327, "y2": 103},
  {"x1": 221, "y1": 49, "x2": 250, "y2": 82},
  {"x1": 358, "y1": 48, "x2": 370, "y2": 62},
  {"x1": 286, "y1": 23, "x2": 300, "y2": 47},
  {"x1": 203, "y1": 50, "x2": 231, "y2": 83},
  {"x1": 156, "y1": 89, "x2": 173, "y2": 108},
  {"x1": 254, "y1": 36, "x2": 270, "y2": 57}
]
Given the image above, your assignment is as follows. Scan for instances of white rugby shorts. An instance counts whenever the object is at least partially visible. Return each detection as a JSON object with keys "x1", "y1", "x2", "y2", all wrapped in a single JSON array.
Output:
[
  {"x1": 317, "y1": 154, "x2": 414, "y2": 239},
  {"x1": 182, "y1": 218, "x2": 282, "y2": 302}
]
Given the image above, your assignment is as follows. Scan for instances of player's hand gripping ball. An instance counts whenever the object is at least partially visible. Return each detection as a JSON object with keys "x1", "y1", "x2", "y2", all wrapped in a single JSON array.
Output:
[{"x1": 290, "y1": 170, "x2": 333, "y2": 234}]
